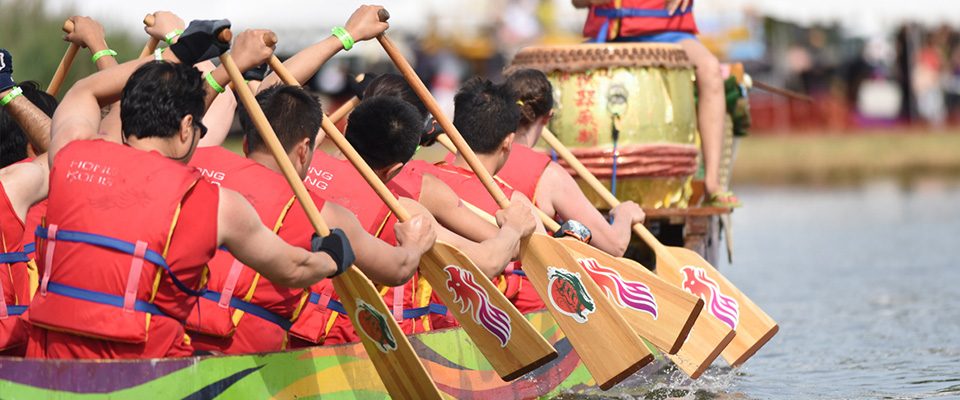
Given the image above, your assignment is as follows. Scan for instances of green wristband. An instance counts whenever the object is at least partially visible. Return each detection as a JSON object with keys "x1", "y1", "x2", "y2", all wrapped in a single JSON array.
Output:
[
  {"x1": 331, "y1": 27, "x2": 354, "y2": 51},
  {"x1": 204, "y1": 72, "x2": 225, "y2": 93},
  {"x1": 91, "y1": 49, "x2": 117, "y2": 63},
  {"x1": 154, "y1": 47, "x2": 163, "y2": 61},
  {"x1": 1, "y1": 86, "x2": 23, "y2": 107},
  {"x1": 164, "y1": 29, "x2": 184, "y2": 45}
]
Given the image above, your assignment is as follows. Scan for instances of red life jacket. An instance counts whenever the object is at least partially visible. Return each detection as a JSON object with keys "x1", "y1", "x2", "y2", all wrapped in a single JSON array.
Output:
[
  {"x1": 0, "y1": 180, "x2": 29, "y2": 351},
  {"x1": 26, "y1": 140, "x2": 217, "y2": 344},
  {"x1": 418, "y1": 161, "x2": 546, "y2": 321},
  {"x1": 185, "y1": 147, "x2": 314, "y2": 353},
  {"x1": 583, "y1": 0, "x2": 698, "y2": 40}
]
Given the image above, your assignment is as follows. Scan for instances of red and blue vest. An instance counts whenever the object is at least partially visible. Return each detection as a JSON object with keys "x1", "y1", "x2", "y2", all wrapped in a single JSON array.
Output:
[
  {"x1": 26, "y1": 140, "x2": 217, "y2": 344},
  {"x1": 583, "y1": 0, "x2": 698, "y2": 40}
]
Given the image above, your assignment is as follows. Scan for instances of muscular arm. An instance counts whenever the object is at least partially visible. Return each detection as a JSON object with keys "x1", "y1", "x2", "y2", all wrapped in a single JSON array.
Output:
[
  {"x1": 259, "y1": 5, "x2": 388, "y2": 92},
  {"x1": 320, "y1": 200, "x2": 424, "y2": 287},
  {"x1": 218, "y1": 188, "x2": 336, "y2": 288},
  {"x1": 418, "y1": 173, "x2": 501, "y2": 243},
  {"x1": 536, "y1": 161, "x2": 633, "y2": 256},
  {"x1": 0, "y1": 87, "x2": 51, "y2": 153}
]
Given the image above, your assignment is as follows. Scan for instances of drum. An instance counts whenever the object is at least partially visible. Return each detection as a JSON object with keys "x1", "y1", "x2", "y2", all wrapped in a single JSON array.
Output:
[{"x1": 507, "y1": 43, "x2": 698, "y2": 208}]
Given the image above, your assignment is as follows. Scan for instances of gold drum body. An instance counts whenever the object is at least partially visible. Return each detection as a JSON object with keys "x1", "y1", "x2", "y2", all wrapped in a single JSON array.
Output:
[{"x1": 508, "y1": 43, "x2": 698, "y2": 208}]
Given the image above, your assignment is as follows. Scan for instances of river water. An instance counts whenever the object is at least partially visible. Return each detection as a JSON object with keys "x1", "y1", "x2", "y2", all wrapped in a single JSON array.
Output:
[{"x1": 595, "y1": 178, "x2": 960, "y2": 399}]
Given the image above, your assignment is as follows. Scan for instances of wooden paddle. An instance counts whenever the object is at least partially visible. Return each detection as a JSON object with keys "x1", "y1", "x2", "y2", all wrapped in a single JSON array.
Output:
[
  {"x1": 268, "y1": 55, "x2": 559, "y2": 381},
  {"x1": 329, "y1": 96, "x2": 359, "y2": 124},
  {"x1": 139, "y1": 14, "x2": 161, "y2": 58},
  {"x1": 219, "y1": 30, "x2": 442, "y2": 400},
  {"x1": 375, "y1": 9, "x2": 653, "y2": 390},
  {"x1": 48, "y1": 19, "x2": 80, "y2": 96},
  {"x1": 540, "y1": 127, "x2": 778, "y2": 368}
]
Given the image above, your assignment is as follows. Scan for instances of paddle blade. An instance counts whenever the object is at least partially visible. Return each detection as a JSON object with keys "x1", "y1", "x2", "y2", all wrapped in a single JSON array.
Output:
[
  {"x1": 664, "y1": 304, "x2": 736, "y2": 379},
  {"x1": 557, "y1": 238, "x2": 702, "y2": 355},
  {"x1": 332, "y1": 267, "x2": 444, "y2": 400},
  {"x1": 659, "y1": 247, "x2": 779, "y2": 367},
  {"x1": 520, "y1": 233, "x2": 653, "y2": 390},
  {"x1": 420, "y1": 241, "x2": 558, "y2": 381}
]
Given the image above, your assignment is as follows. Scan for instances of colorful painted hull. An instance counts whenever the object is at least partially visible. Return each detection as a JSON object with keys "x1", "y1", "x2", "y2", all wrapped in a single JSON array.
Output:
[{"x1": 0, "y1": 311, "x2": 603, "y2": 400}]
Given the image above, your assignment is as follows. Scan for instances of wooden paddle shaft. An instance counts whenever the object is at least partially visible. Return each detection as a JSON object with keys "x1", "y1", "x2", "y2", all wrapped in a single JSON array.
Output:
[
  {"x1": 540, "y1": 129, "x2": 674, "y2": 256},
  {"x1": 48, "y1": 20, "x2": 79, "y2": 96},
  {"x1": 375, "y1": 14, "x2": 509, "y2": 209},
  {"x1": 139, "y1": 14, "x2": 161, "y2": 58},
  {"x1": 221, "y1": 53, "x2": 329, "y2": 236}
]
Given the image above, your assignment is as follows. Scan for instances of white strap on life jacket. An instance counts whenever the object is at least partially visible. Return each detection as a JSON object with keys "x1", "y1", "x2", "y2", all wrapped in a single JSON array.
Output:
[
  {"x1": 122, "y1": 241, "x2": 149, "y2": 313},
  {"x1": 219, "y1": 259, "x2": 245, "y2": 308},
  {"x1": 39, "y1": 224, "x2": 58, "y2": 297}
]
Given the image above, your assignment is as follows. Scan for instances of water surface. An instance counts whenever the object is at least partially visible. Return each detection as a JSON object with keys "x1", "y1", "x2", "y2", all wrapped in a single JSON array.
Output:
[{"x1": 587, "y1": 178, "x2": 960, "y2": 399}]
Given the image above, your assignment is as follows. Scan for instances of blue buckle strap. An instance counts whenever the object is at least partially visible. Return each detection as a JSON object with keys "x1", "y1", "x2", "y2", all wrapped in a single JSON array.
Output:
[
  {"x1": 6, "y1": 305, "x2": 27, "y2": 316},
  {"x1": 0, "y1": 242, "x2": 39, "y2": 263},
  {"x1": 35, "y1": 226, "x2": 206, "y2": 297},
  {"x1": 308, "y1": 292, "x2": 448, "y2": 320},
  {"x1": 45, "y1": 281, "x2": 171, "y2": 317},
  {"x1": 200, "y1": 291, "x2": 293, "y2": 331},
  {"x1": 0, "y1": 251, "x2": 30, "y2": 264}
]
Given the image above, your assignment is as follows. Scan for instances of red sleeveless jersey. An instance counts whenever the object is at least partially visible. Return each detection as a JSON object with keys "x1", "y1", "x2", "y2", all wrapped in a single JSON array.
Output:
[
  {"x1": 25, "y1": 140, "x2": 219, "y2": 359},
  {"x1": 583, "y1": 0, "x2": 698, "y2": 39},
  {"x1": 494, "y1": 145, "x2": 552, "y2": 203},
  {"x1": 186, "y1": 147, "x2": 320, "y2": 353},
  {"x1": 0, "y1": 180, "x2": 29, "y2": 352}
]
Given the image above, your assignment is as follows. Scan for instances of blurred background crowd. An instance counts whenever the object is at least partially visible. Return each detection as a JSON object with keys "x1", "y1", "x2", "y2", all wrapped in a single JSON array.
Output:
[{"x1": 3, "y1": 0, "x2": 959, "y2": 134}]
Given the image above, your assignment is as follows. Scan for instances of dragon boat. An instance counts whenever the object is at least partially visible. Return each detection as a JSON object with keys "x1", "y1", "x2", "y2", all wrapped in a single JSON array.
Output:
[{"x1": 0, "y1": 310, "x2": 669, "y2": 399}]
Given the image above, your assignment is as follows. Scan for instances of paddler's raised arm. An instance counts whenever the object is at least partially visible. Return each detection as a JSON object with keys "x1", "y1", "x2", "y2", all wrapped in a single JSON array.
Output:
[
  {"x1": 258, "y1": 5, "x2": 388, "y2": 91},
  {"x1": 217, "y1": 188, "x2": 343, "y2": 289},
  {"x1": 48, "y1": 18, "x2": 231, "y2": 166}
]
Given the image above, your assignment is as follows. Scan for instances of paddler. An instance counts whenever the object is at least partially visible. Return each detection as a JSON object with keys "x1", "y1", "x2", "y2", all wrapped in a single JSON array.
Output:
[
  {"x1": 497, "y1": 69, "x2": 646, "y2": 257},
  {"x1": 0, "y1": 49, "x2": 57, "y2": 356},
  {"x1": 573, "y1": 0, "x2": 741, "y2": 207},
  {"x1": 24, "y1": 22, "x2": 358, "y2": 359}
]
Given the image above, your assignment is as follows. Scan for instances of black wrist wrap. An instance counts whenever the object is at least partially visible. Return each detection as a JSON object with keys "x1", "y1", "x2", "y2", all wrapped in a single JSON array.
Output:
[{"x1": 311, "y1": 228, "x2": 355, "y2": 278}]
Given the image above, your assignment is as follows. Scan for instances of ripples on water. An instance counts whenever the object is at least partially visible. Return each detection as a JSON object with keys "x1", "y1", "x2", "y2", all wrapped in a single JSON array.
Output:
[{"x1": 561, "y1": 178, "x2": 960, "y2": 400}]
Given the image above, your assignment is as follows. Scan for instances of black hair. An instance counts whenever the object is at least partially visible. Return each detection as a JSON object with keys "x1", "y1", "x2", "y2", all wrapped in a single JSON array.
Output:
[
  {"x1": 120, "y1": 61, "x2": 206, "y2": 140},
  {"x1": 363, "y1": 73, "x2": 429, "y2": 119},
  {"x1": 0, "y1": 81, "x2": 58, "y2": 167},
  {"x1": 452, "y1": 77, "x2": 519, "y2": 154},
  {"x1": 505, "y1": 69, "x2": 553, "y2": 128},
  {"x1": 238, "y1": 84, "x2": 323, "y2": 153},
  {"x1": 345, "y1": 96, "x2": 422, "y2": 170}
]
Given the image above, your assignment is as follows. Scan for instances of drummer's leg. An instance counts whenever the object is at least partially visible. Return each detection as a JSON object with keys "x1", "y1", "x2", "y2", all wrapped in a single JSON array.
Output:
[{"x1": 677, "y1": 38, "x2": 737, "y2": 205}]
